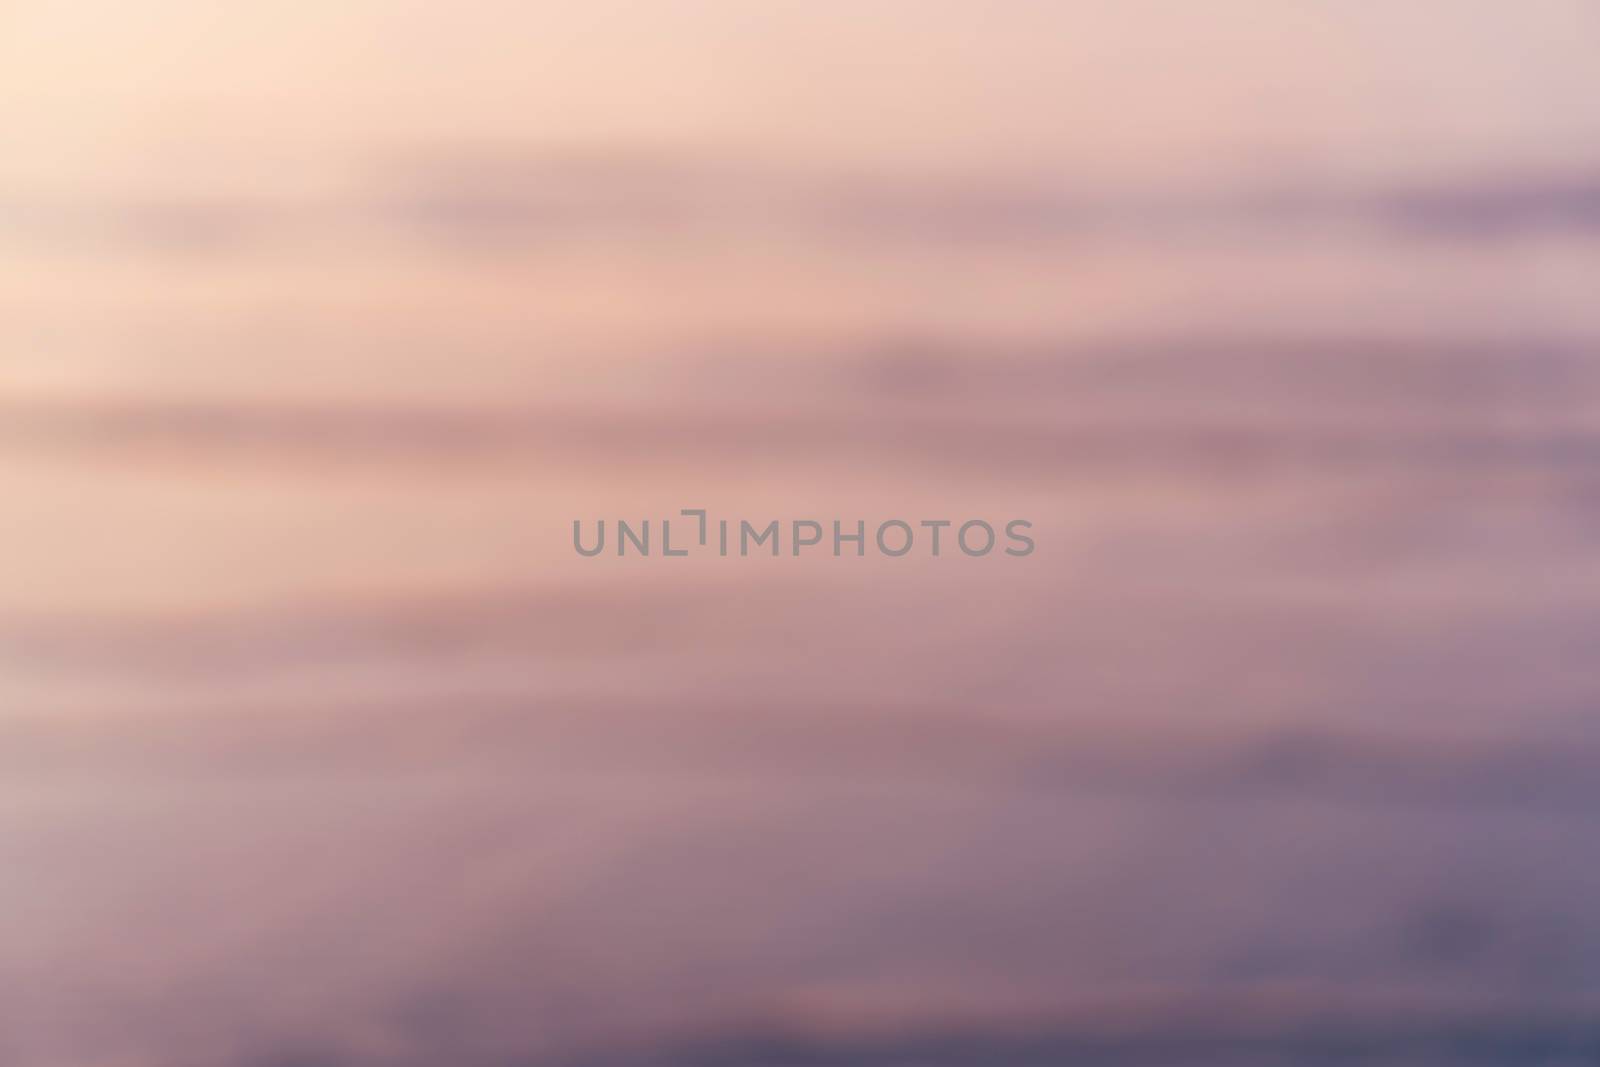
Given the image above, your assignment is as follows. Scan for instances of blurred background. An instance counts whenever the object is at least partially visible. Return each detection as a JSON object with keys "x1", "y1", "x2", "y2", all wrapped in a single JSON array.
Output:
[{"x1": 4, "y1": 2, "x2": 1600, "y2": 1064}]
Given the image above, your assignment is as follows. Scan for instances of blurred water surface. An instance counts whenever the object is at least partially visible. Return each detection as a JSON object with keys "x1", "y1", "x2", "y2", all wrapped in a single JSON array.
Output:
[{"x1": 4, "y1": 3, "x2": 1600, "y2": 1065}]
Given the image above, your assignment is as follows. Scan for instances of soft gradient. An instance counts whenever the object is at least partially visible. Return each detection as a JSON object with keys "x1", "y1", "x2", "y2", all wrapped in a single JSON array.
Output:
[{"x1": 4, "y1": 3, "x2": 1600, "y2": 1065}]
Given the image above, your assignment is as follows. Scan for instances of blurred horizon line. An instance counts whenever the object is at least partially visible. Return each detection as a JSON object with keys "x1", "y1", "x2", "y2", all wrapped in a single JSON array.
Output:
[{"x1": 5, "y1": 150, "x2": 1600, "y2": 252}]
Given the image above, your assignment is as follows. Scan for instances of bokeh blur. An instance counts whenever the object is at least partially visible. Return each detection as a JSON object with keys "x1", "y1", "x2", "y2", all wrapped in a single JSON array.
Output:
[{"x1": 5, "y1": 2, "x2": 1600, "y2": 1064}]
